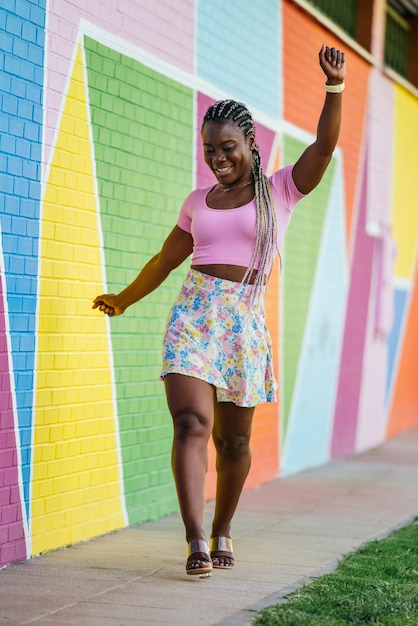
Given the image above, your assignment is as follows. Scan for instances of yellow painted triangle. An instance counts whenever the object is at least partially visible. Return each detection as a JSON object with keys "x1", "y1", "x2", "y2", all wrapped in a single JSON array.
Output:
[{"x1": 32, "y1": 44, "x2": 125, "y2": 554}]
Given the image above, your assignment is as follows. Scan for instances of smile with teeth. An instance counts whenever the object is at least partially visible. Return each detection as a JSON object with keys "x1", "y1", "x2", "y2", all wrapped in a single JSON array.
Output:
[{"x1": 215, "y1": 165, "x2": 233, "y2": 176}]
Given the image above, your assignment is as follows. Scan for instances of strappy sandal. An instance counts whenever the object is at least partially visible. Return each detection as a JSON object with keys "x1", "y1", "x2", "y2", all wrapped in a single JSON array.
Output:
[
  {"x1": 186, "y1": 539, "x2": 213, "y2": 576},
  {"x1": 210, "y1": 536, "x2": 234, "y2": 569}
]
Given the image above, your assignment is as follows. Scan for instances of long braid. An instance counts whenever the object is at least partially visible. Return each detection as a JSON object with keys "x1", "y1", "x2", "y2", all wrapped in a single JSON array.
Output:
[{"x1": 202, "y1": 100, "x2": 277, "y2": 304}]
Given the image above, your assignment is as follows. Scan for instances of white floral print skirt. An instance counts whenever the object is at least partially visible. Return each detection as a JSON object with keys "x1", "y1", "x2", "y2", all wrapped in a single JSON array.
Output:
[{"x1": 160, "y1": 269, "x2": 277, "y2": 407}]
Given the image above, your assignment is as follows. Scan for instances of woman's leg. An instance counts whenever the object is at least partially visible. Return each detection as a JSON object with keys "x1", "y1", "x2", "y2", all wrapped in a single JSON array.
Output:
[
  {"x1": 164, "y1": 373, "x2": 215, "y2": 572},
  {"x1": 210, "y1": 402, "x2": 255, "y2": 566}
]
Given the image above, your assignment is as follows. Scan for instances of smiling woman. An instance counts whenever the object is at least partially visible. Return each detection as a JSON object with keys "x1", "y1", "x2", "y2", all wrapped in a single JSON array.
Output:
[{"x1": 93, "y1": 44, "x2": 346, "y2": 577}]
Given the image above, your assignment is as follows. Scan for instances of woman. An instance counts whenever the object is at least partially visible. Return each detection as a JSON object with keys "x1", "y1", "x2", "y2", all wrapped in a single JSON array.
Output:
[{"x1": 93, "y1": 45, "x2": 346, "y2": 576}]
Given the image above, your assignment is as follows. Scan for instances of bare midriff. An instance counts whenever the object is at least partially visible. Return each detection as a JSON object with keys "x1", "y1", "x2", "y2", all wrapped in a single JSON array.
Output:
[{"x1": 191, "y1": 264, "x2": 263, "y2": 285}]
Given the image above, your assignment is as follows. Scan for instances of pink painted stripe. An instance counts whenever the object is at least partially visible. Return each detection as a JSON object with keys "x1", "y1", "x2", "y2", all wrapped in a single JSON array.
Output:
[
  {"x1": 331, "y1": 158, "x2": 376, "y2": 459},
  {"x1": 0, "y1": 274, "x2": 26, "y2": 567}
]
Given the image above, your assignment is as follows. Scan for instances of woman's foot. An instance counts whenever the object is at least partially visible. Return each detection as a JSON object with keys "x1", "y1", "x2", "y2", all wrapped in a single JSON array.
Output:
[
  {"x1": 186, "y1": 539, "x2": 213, "y2": 576},
  {"x1": 210, "y1": 536, "x2": 234, "y2": 569}
]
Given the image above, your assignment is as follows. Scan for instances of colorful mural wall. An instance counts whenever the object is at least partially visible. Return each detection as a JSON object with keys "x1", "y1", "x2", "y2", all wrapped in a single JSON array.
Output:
[{"x1": 1, "y1": 0, "x2": 417, "y2": 567}]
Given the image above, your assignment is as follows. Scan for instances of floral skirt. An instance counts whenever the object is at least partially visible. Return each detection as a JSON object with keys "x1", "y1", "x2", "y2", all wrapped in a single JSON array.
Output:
[{"x1": 160, "y1": 269, "x2": 277, "y2": 407}]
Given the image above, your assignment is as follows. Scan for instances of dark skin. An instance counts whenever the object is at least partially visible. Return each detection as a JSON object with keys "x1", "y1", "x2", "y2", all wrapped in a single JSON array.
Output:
[{"x1": 93, "y1": 45, "x2": 346, "y2": 571}]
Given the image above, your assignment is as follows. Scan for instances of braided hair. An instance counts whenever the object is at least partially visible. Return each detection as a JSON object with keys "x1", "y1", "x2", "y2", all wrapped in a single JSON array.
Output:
[{"x1": 202, "y1": 100, "x2": 277, "y2": 303}]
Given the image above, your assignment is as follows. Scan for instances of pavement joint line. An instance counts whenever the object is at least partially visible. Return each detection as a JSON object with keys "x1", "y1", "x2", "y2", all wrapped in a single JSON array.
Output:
[
  {"x1": 16, "y1": 565, "x2": 171, "y2": 625},
  {"x1": 214, "y1": 514, "x2": 418, "y2": 626}
]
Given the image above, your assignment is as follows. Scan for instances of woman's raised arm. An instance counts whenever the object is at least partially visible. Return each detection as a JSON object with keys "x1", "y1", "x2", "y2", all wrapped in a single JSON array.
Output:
[{"x1": 292, "y1": 45, "x2": 346, "y2": 195}]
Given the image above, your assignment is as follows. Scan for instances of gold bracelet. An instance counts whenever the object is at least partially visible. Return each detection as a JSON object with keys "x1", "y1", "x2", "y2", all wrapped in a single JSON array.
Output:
[{"x1": 325, "y1": 82, "x2": 345, "y2": 93}]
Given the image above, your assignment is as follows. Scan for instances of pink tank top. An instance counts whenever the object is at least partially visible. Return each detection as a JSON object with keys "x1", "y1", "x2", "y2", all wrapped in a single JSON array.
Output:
[{"x1": 177, "y1": 164, "x2": 304, "y2": 274}]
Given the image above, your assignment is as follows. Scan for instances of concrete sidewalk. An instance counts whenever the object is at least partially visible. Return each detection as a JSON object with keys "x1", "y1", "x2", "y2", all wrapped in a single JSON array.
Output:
[{"x1": 1, "y1": 429, "x2": 417, "y2": 626}]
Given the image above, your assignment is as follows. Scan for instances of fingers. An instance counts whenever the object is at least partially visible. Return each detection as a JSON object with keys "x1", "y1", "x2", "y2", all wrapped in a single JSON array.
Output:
[
  {"x1": 321, "y1": 45, "x2": 345, "y2": 69},
  {"x1": 92, "y1": 296, "x2": 115, "y2": 316}
]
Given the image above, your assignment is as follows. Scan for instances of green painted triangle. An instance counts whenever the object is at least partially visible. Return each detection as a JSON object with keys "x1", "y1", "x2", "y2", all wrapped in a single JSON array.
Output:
[{"x1": 281, "y1": 135, "x2": 335, "y2": 438}]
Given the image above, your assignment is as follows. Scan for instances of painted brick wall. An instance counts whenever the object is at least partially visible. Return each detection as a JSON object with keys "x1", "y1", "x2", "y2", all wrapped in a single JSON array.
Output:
[{"x1": 1, "y1": 0, "x2": 418, "y2": 568}]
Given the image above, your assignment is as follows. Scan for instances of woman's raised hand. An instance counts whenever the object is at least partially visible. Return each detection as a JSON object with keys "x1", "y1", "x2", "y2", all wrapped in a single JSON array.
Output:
[{"x1": 319, "y1": 44, "x2": 346, "y2": 84}]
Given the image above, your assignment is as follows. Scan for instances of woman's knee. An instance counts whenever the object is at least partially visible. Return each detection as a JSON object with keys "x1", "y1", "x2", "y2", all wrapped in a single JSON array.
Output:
[
  {"x1": 172, "y1": 409, "x2": 212, "y2": 441},
  {"x1": 213, "y1": 433, "x2": 251, "y2": 460}
]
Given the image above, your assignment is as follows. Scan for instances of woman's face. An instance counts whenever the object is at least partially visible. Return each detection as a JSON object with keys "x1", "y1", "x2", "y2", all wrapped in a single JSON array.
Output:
[{"x1": 201, "y1": 120, "x2": 254, "y2": 186}]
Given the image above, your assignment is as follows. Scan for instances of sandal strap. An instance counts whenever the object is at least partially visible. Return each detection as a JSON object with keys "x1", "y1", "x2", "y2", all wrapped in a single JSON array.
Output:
[
  {"x1": 210, "y1": 536, "x2": 233, "y2": 553},
  {"x1": 187, "y1": 539, "x2": 209, "y2": 556}
]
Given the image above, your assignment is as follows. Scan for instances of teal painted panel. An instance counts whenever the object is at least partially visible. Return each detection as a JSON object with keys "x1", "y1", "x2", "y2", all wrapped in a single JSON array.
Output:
[
  {"x1": 281, "y1": 161, "x2": 348, "y2": 473},
  {"x1": 196, "y1": 0, "x2": 281, "y2": 120},
  {"x1": 84, "y1": 37, "x2": 193, "y2": 524}
]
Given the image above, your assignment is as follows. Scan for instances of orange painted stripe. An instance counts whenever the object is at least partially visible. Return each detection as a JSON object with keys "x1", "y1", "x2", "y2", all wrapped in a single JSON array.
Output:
[{"x1": 282, "y1": 1, "x2": 370, "y2": 243}]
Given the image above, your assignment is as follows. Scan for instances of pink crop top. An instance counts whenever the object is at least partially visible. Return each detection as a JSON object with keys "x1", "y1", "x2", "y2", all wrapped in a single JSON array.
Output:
[{"x1": 176, "y1": 164, "x2": 305, "y2": 274}]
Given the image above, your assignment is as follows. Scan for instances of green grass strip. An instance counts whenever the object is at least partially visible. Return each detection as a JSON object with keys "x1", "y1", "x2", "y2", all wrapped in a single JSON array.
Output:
[{"x1": 253, "y1": 518, "x2": 418, "y2": 625}]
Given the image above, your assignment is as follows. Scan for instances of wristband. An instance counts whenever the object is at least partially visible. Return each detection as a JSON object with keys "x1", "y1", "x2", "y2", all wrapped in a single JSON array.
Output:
[{"x1": 325, "y1": 81, "x2": 345, "y2": 93}]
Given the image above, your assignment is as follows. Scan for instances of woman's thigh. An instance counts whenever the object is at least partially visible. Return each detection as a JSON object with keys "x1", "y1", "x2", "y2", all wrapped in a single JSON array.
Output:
[
  {"x1": 213, "y1": 402, "x2": 255, "y2": 443},
  {"x1": 164, "y1": 373, "x2": 216, "y2": 432}
]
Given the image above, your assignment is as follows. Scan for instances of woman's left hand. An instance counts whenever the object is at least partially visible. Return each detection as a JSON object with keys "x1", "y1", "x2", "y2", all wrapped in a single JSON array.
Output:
[{"x1": 319, "y1": 44, "x2": 346, "y2": 84}]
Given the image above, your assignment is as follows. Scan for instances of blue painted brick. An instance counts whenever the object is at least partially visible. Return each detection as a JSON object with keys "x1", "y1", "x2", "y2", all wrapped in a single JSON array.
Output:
[
  {"x1": 22, "y1": 294, "x2": 36, "y2": 314},
  {"x1": 33, "y1": 105, "x2": 42, "y2": 123},
  {"x1": 18, "y1": 100, "x2": 33, "y2": 121},
  {"x1": 15, "y1": 138, "x2": 31, "y2": 159},
  {"x1": 18, "y1": 59, "x2": 34, "y2": 82},
  {"x1": 19, "y1": 447, "x2": 30, "y2": 466},
  {"x1": 27, "y1": 83, "x2": 42, "y2": 105},
  {"x1": 29, "y1": 272, "x2": 38, "y2": 291},
  {"x1": 7, "y1": 296, "x2": 23, "y2": 315},
  {"x1": 9, "y1": 255, "x2": 25, "y2": 274},
  {"x1": 11, "y1": 216, "x2": 26, "y2": 236},
  {"x1": 29, "y1": 4, "x2": 44, "y2": 27},
  {"x1": 19, "y1": 429, "x2": 31, "y2": 446},
  {"x1": 23, "y1": 160, "x2": 38, "y2": 180},
  {"x1": 14, "y1": 0, "x2": 31, "y2": 20},
  {"x1": 2, "y1": 174, "x2": 14, "y2": 194},
  {"x1": 0, "y1": 215, "x2": 11, "y2": 234},
  {"x1": 10, "y1": 77, "x2": 25, "y2": 98},
  {"x1": 11, "y1": 354, "x2": 26, "y2": 370},
  {"x1": 4, "y1": 195, "x2": 20, "y2": 216},
  {"x1": 15, "y1": 276, "x2": 30, "y2": 295},
  {"x1": 4, "y1": 55, "x2": 20, "y2": 76},
  {"x1": 0, "y1": 112, "x2": 8, "y2": 132},
  {"x1": 28, "y1": 180, "x2": 40, "y2": 200},
  {"x1": 12, "y1": 38, "x2": 28, "y2": 60},
  {"x1": 24, "y1": 257, "x2": 38, "y2": 276},
  {"x1": 19, "y1": 335, "x2": 35, "y2": 353},
  {"x1": 33, "y1": 65, "x2": 44, "y2": 85},
  {"x1": 4, "y1": 274, "x2": 17, "y2": 294},
  {"x1": 1, "y1": 31, "x2": 13, "y2": 54},
  {"x1": 2, "y1": 93, "x2": 18, "y2": 116},
  {"x1": 17, "y1": 237, "x2": 33, "y2": 256},
  {"x1": 13, "y1": 178, "x2": 28, "y2": 198},
  {"x1": 19, "y1": 372, "x2": 34, "y2": 392},
  {"x1": 20, "y1": 199, "x2": 35, "y2": 219},
  {"x1": 6, "y1": 155, "x2": 22, "y2": 176},
  {"x1": 27, "y1": 311, "x2": 36, "y2": 329},
  {"x1": 16, "y1": 391, "x2": 33, "y2": 408},
  {"x1": 28, "y1": 44, "x2": 43, "y2": 67},
  {"x1": 35, "y1": 29, "x2": 43, "y2": 47},
  {"x1": 21, "y1": 21, "x2": 37, "y2": 44},
  {"x1": 23, "y1": 122, "x2": 39, "y2": 141},
  {"x1": 5, "y1": 13, "x2": 22, "y2": 37},
  {"x1": 9, "y1": 118, "x2": 25, "y2": 138},
  {"x1": 26, "y1": 219, "x2": 38, "y2": 238},
  {"x1": 1, "y1": 72, "x2": 11, "y2": 93}
]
